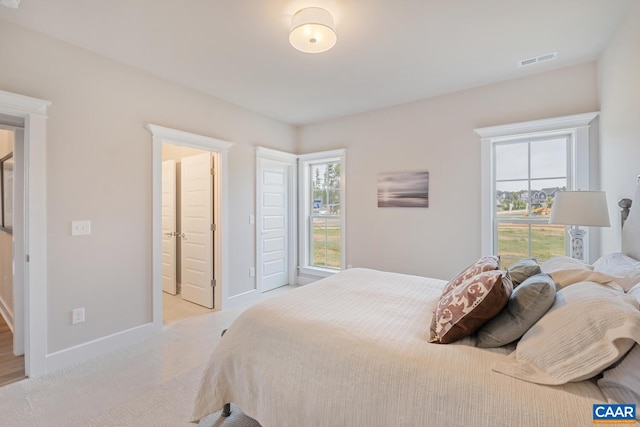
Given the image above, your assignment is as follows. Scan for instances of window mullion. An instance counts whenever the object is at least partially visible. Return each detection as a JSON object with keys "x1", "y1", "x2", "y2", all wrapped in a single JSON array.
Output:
[{"x1": 527, "y1": 141, "x2": 532, "y2": 258}]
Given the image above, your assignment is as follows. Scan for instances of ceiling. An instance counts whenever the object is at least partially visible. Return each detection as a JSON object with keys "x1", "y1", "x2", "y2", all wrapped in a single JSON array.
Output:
[{"x1": 0, "y1": 0, "x2": 633, "y2": 125}]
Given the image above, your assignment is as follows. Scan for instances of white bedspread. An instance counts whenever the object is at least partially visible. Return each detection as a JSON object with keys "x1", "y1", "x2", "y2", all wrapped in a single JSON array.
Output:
[{"x1": 193, "y1": 268, "x2": 607, "y2": 426}]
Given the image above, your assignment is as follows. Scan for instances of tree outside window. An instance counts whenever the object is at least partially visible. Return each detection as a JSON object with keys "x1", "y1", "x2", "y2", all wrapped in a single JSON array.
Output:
[{"x1": 310, "y1": 162, "x2": 341, "y2": 268}]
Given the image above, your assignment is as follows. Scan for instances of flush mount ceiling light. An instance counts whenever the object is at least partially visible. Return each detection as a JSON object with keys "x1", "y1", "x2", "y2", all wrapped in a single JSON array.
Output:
[
  {"x1": 289, "y1": 7, "x2": 337, "y2": 53},
  {"x1": 0, "y1": 0, "x2": 20, "y2": 9}
]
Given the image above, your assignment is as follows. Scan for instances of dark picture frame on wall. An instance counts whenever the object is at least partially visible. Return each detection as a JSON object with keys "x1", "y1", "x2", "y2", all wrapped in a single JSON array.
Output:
[
  {"x1": 1, "y1": 152, "x2": 13, "y2": 232},
  {"x1": 377, "y1": 171, "x2": 429, "y2": 208}
]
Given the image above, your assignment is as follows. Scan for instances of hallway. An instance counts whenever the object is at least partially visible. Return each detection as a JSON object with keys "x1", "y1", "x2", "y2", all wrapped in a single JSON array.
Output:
[{"x1": 0, "y1": 314, "x2": 24, "y2": 387}]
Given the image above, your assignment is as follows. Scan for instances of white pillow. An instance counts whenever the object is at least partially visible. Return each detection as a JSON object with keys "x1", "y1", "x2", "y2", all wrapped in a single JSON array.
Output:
[
  {"x1": 540, "y1": 256, "x2": 593, "y2": 274},
  {"x1": 628, "y1": 283, "x2": 640, "y2": 302},
  {"x1": 598, "y1": 344, "x2": 640, "y2": 420},
  {"x1": 492, "y1": 282, "x2": 640, "y2": 385},
  {"x1": 594, "y1": 252, "x2": 640, "y2": 292}
]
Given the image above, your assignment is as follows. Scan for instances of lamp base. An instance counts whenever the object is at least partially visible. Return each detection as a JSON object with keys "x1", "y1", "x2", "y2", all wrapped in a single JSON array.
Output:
[{"x1": 568, "y1": 227, "x2": 587, "y2": 260}]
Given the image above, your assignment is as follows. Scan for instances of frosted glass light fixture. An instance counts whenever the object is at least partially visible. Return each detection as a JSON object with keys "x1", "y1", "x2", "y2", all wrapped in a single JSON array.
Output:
[
  {"x1": 289, "y1": 7, "x2": 337, "y2": 53},
  {"x1": 0, "y1": 0, "x2": 21, "y2": 9},
  {"x1": 549, "y1": 190, "x2": 610, "y2": 260}
]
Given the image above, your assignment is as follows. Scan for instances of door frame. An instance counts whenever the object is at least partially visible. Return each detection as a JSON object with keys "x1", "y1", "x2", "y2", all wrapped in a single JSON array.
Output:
[
  {"x1": 0, "y1": 89, "x2": 51, "y2": 377},
  {"x1": 255, "y1": 147, "x2": 297, "y2": 291},
  {"x1": 147, "y1": 124, "x2": 233, "y2": 329}
]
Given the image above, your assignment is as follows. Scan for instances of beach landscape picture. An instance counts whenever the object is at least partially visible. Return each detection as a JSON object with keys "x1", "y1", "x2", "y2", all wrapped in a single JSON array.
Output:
[{"x1": 378, "y1": 171, "x2": 429, "y2": 208}]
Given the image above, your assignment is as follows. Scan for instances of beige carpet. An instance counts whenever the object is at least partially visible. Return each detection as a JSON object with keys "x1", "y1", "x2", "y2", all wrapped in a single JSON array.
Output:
[
  {"x1": 198, "y1": 405, "x2": 261, "y2": 427},
  {"x1": 83, "y1": 366, "x2": 259, "y2": 427},
  {"x1": 0, "y1": 288, "x2": 297, "y2": 426},
  {"x1": 0, "y1": 305, "x2": 261, "y2": 426}
]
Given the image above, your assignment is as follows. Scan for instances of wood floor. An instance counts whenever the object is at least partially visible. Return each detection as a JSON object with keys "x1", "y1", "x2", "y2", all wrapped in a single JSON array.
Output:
[{"x1": 0, "y1": 314, "x2": 25, "y2": 387}]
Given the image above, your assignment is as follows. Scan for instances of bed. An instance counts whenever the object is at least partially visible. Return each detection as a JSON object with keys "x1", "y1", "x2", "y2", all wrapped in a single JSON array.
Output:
[{"x1": 192, "y1": 182, "x2": 640, "y2": 427}]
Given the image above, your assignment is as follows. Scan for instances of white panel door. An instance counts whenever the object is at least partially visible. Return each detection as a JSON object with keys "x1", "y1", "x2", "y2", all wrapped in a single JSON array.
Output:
[
  {"x1": 180, "y1": 153, "x2": 214, "y2": 308},
  {"x1": 161, "y1": 159, "x2": 177, "y2": 295},
  {"x1": 259, "y1": 159, "x2": 288, "y2": 292}
]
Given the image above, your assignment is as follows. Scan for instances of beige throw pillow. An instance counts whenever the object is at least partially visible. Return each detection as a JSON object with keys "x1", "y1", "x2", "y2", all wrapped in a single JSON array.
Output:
[
  {"x1": 492, "y1": 282, "x2": 640, "y2": 385},
  {"x1": 550, "y1": 269, "x2": 624, "y2": 291}
]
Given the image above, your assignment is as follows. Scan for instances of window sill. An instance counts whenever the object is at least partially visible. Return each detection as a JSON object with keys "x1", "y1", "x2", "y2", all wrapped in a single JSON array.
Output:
[{"x1": 298, "y1": 266, "x2": 340, "y2": 278}]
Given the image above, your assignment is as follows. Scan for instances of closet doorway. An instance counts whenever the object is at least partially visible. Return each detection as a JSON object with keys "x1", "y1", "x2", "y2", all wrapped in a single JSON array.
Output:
[
  {"x1": 148, "y1": 124, "x2": 233, "y2": 329},
  {"x1": 161, "y1": 144, "x2": 215, "y2": 323}
]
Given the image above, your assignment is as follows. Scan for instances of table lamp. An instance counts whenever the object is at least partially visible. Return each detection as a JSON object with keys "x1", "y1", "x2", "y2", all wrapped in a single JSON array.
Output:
[{"x1": 549, "y1": 190, "x2": 610, "y2": 260}]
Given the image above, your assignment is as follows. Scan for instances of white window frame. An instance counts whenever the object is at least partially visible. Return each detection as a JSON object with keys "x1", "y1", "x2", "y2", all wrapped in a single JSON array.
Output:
[
  {"x1": 298, "y1": 149, "x2": 346, "y2": 280},
  {"x1": 476, "y1": 112, "x2": 599, "y2": 261}
]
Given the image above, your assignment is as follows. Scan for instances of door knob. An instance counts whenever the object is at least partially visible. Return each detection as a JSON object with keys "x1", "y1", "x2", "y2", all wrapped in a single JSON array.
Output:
[{"x1": 164, "y1": 232, "x2": 173, "y2": 237}]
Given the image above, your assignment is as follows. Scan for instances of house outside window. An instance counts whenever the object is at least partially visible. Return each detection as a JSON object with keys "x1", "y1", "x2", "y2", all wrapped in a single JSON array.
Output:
[{"x1": 476, "y1": 112, "x2": 599, "y2": 266}]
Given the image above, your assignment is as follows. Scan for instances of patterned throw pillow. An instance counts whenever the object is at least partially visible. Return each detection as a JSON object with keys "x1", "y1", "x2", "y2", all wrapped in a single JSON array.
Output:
[
  {"x1": 441, "y1": 256, "x2": 500, "y2": 295},
  {"x1": 429, "y1": 256, "x2": 501, "y2": 340},
  {"x1": 430, "y1": 270, "x2": 513, "y2": 344}
]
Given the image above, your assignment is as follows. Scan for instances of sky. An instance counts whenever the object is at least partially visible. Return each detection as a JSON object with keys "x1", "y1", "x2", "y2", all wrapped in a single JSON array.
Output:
[{"x1": 495, "y1": 138, "x2": 567, "y2": 192}]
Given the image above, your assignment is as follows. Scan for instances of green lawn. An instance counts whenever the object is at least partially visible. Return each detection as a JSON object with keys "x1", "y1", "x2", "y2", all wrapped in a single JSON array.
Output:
[
  {"x1": 312, "y1": 218, "x2": 341, "y2": 268},
  {"x1": 498, "y1": 223, "x2": 566, "y2": 267},
  {"x1": 310, "y1": 220, "x2": 565, "y2": 269}
]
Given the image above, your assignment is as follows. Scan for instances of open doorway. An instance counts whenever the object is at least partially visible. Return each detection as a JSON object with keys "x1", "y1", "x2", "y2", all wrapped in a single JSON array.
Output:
[
  {"x1": 0, "y1": 127, "x2": 25, "y2": 386},
  {"x1": 0, "y1": 90, "x2": 50, "y2": 378},
  {"x1": 161, "y1": 144, "x2": 215, "y2": 324},
  {"x1": 147, "y1": 124, "x2": 233, "y2": 331}
]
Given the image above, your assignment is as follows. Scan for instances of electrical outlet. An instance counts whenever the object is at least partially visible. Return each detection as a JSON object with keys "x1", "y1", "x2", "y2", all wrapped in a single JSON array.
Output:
[
  {"x1": 72, "y1": 307, "x2": 85, "y2": 324},
  {"x1": 249, "y1": 267, "x2": 255, "y2": 277},
  {"x1": 71, "y1": 220, "x2": 91, "y2": 236}
]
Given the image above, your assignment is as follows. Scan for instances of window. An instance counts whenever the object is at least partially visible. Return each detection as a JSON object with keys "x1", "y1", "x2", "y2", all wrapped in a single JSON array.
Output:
[
  {"x1": 493, "y1": 137, "x2": 569, "y2": 266},
  {"x1": 299, "y1": 149, "x2": 346, "y2": 277},
  {"x1": 476, "y1": 113, "x2": 599, "y2": 265},
  {"x1": 310, "y1": 161, "x2": 341, "y2": 268}
]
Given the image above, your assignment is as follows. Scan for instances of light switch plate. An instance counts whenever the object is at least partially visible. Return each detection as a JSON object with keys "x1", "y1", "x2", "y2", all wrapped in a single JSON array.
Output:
[{"x1": 71, "y1": 220, "x2": 91, "y2": 236}]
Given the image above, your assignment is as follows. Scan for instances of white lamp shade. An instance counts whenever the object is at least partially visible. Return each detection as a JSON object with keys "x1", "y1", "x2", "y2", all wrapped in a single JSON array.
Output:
[
  {"x1": 289, "y1": 7, "x2": 337, "y2": 53},
  {"x1": 549, "y1": 191, "x2": 611, "y2": 227}
]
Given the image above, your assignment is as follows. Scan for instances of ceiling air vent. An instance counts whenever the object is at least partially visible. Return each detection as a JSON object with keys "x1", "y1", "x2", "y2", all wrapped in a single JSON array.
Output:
[{"x1": 518, "y1": 51, "x2": 558, "y2": 68}]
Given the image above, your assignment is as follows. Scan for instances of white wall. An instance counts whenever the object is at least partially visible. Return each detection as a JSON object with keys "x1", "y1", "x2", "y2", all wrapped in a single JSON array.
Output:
[
  {"x1": 0, "y1": 130, "x2": 14, "y2": 324},
  {"x1": 598, "y1": 2, "x2": 640, "y2": 254},
  {"x1": 0, "y1": 22, "x2": 295, "y2": 354},
  {"x1": 298, "y1": 63, "x2": 599, "y2": 280}
]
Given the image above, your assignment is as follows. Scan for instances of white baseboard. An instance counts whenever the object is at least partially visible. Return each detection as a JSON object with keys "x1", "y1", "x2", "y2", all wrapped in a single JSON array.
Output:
[
  {"x1": 45, "y1": 322, "x2": 156, "y2": 374},
  {"x1": 224, "y1": 289, "x2": 261, "y2": 309},
  {"x1": 0, "y1": 295, "x2": 14, "y2": 333}
]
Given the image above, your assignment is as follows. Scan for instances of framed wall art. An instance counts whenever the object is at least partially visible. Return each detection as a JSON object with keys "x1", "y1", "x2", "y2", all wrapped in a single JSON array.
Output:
[
  {"x1": 1, "y1": 152, "x2": 13, "y2": 231},
  {"x1": 377, "y1": 171, "x2": 429, "y2": 208}
]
